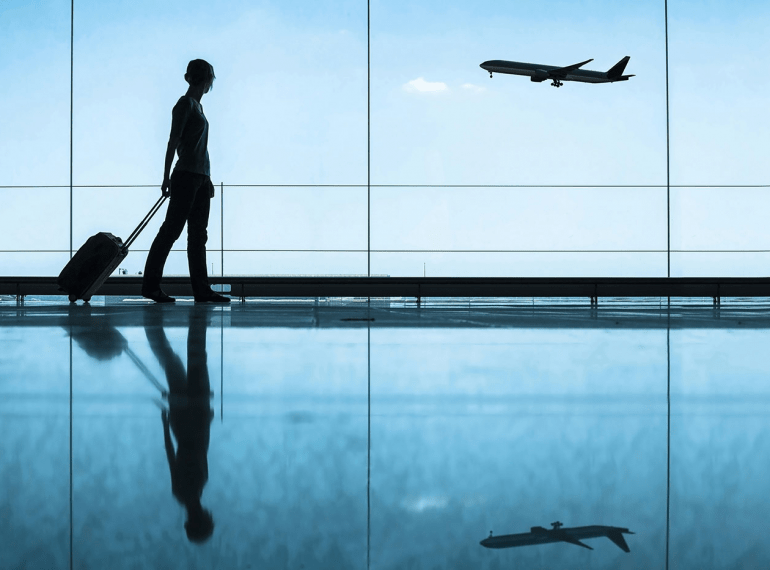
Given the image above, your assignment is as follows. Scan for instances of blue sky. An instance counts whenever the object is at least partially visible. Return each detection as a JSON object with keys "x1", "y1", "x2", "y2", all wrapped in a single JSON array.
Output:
[{"x1": 1, "y1": 0, "x2": 768, "y2": 277}]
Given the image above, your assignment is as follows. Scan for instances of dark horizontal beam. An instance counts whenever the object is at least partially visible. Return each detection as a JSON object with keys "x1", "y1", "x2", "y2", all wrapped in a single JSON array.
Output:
[{"x1": 2, "y1": 276, "x2": 770, "y2": 299}]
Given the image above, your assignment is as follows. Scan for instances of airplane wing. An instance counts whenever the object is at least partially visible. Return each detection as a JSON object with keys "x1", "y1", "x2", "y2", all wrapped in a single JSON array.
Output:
[
  {"x1": 565, "y1": 526, "x2": 634, "y2": 553},
  {"x1": 558, "y1": 534, "x2": 593, "y2": 550},
  {"x1": 549, "y1": 58, "x2": 593, "y2": 78}
]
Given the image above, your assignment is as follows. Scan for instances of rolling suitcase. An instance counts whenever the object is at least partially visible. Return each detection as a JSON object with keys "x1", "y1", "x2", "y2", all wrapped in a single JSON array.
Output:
[{"x1": 57, "y1": 196, "x2": 167, "y2": 303}]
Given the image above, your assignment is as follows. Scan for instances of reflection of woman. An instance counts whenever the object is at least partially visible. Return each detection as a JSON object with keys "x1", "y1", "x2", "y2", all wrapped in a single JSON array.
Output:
[
  {"x1": 142, "y1": 59, "x2": 229, "y2": 304},
  {"x1": 145, "y1": 307, "x2": 215, "y2": 543}
]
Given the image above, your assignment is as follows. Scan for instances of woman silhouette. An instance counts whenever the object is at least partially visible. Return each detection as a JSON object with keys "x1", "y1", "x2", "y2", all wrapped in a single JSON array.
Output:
[
  {"x1": 145, "y1": 306, "x2": 216, "y2": 543},
  {"x1": 142, "y1": 59, "x2": 229, "y2": 303}
]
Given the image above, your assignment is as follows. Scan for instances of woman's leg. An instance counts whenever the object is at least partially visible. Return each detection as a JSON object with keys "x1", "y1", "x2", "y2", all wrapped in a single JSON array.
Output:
[
  {"x1": 143, "y1": 172, "x2": 201, "y2": 293},
  {"x1": 143, "y1": 308, "x2": 187, "y2": 395},
  {"x1": 186, "y1": 306, "x2": 211, "y2": 398},
  {"x1": 186, "y1": 178, "x2": 212, "y2": 297}
]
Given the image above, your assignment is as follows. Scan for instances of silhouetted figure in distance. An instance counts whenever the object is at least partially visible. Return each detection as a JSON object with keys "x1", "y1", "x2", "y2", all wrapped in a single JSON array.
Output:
[
  {"x1": 145, "y1": 306, "x2": 215, "y2": 543},
  {"x1": 142, "y1": 59, "x2": 229, "y2": 304}
]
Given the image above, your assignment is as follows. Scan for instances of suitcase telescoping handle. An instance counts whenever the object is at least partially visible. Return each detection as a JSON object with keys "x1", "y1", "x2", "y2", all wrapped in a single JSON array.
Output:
[
  {"x1": 124, "y1": 346, "x2": 168, "y2": 396},
  {"x1": 124, "y1": 196, "x2": 168, "y2": 250}
]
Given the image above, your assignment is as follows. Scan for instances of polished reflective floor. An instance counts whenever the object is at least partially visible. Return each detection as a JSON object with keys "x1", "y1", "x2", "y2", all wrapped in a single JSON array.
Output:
[{"x1": 3, "y1": 298, "x2": 770, "y2": 569}]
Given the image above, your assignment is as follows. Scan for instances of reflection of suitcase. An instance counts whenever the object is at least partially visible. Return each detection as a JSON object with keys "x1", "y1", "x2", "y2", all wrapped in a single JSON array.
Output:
[{"x1": 57, "y1": 196, "x2": 167, "y2": 303}]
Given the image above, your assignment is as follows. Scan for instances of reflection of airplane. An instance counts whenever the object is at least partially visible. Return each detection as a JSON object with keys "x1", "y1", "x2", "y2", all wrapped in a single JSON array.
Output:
[
  {"x1": 480, "y1": 57, "x2": 633, "y2": 87},
  {"x1": 480, "y1": 521, "x2": 634, "y2": 552}
]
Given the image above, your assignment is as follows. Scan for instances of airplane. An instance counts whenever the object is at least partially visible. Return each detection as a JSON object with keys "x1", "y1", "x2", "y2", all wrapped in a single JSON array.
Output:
[
  {"x1": 479, "y1": 57, "x2": 634, "y2": 87},
  {"x1": 479, "y1": 521, "x2": 634, "y2": 552}
]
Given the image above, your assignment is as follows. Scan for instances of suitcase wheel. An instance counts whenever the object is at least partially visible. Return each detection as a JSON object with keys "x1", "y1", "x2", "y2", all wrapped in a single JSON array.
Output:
[
  {"x1": 68, "y1": 294, "x2": 78, "y2": 303},
  {"x1": 83, "y1": 296, "x2": 92, "y2": 303}
]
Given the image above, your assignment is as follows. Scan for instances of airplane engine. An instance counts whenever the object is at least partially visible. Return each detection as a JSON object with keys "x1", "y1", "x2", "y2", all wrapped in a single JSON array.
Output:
[{"x1": 533, "y1": 69, "x2": 549, "y2": 80}]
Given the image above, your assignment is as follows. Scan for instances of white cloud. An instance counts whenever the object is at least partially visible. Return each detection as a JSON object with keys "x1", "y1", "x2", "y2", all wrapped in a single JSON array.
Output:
[
  {"x1": 403, "y1": 77, "x2": 449, "y2": 93},
  {"x1": 401, "y1": 495, "x2": 450, "y2": 512},
  {"x1": 461, "y1": 83, "x2": 486, "y2": 93}
]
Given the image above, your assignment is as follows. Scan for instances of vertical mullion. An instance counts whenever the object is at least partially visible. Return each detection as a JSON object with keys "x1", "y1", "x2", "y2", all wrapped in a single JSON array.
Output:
[
  {"x1": 69, "y1": 0, "x2": 74, "y2": 258},
  {"x1": 69, "y1": 330, "x2": 73, "y2": 570},
  {"x1": 367, "y1": 0, "x2": 371, "y2": 277},
  {"x1": 367, "y1": 324, "x2": 371, "y2": 570},
  {"x1": 221, "y1": 311, "x2": 224, "y2": 422},
  {"x1": 663, "y1": 0, "x2": 671, "y2": 277},
  {"x1": 220, "y1": 182, "x2": 224, "y2": 276},
  {"x1": 666, "y1": 320, "x2": 671, "y2": 570}
]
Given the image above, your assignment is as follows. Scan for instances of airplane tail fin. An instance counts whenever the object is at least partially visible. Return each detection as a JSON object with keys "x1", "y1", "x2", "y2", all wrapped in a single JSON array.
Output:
[
  {"x1": 607, "y1": 56, "x2": 630, "y2": 79},
  {"x1": 606, "y1": 530, "x2": 632, "y2": 553}
]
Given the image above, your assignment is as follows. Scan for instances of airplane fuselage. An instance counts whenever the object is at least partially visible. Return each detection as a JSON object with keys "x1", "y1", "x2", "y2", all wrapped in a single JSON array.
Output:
[
  {"x1": 480, "y1": 524, "x2": 634, "y2": 552},
  {"x1": 480, "y1": 59, "x2": 632, "y2": 85}
]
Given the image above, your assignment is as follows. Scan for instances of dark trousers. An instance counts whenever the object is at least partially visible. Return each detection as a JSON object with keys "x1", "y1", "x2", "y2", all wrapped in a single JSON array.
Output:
[{"x1": 143, "y1": 170, "x2": 211, "y2": 296}]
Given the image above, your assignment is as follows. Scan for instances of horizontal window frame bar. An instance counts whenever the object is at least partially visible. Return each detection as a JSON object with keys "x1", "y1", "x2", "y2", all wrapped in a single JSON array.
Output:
[
  {"x1": 2, "y1": 184, "x2": 769, "y2": 189},
  {"x1": 3, "y1": 249, "x2": 770, "y2": 254}
]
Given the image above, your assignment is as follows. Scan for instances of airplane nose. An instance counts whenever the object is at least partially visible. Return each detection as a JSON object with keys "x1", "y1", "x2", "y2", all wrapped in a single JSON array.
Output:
[{"x1": 480, "y1": 61, "x2": 489, "y2": 69}]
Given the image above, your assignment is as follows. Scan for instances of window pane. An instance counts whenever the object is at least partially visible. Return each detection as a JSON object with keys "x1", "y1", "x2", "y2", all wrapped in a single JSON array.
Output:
[
  {"x1": 0, "y1": 188, "x2": 70, "y2": 275},
  {"x1": 371, "y1": 0, "x2": 667, "y2": 186},
  {"x1": 371, "y1": 328, "x2": 667, "y2": 569},
  {"x1": 0, "y1": 326, "x2": 70, "y2": 569},
  {"x1": 371, "y1": 187, "x2": 667, "y2": 276},
  {"x1": 72, "y1": 0, "x2": 367, "y2": 186},
  {"x1": 0, "y1": 0, "x2": 70, "y2": 186},
  {"x1": 669, "y1": 2, "x2": 770, "y2": 185},
  {"x1": 671, "y1": 330, "x2": 770, "y2": 568},
  {"x1": 223, "y1": 186, "x2": 367, "y2": 275},
  {"x1": 670, "y1": 187, "x2": 770, "y2": 277}
]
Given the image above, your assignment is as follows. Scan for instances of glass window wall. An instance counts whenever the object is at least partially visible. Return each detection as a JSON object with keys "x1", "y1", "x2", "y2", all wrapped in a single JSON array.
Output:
[{"x1": 1, "y1": 1, "x2": 767, "y2": 278}]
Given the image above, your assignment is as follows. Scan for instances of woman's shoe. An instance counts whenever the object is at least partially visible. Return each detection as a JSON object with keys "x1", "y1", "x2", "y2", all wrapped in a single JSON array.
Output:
[
  {"x1": 141, "y1": 289, "x2": 176, "y2": 303},
  {"x1": 194, "y1": 291, "x2": 230, "y2": 303}
]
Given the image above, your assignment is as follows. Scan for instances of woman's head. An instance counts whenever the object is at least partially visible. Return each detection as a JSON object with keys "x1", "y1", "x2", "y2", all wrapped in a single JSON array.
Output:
[
  {"x1": 184, "y1": 506, "x2": 214, "y2": 543},
  {"x1": 185, "y1": 59, "x2": 215, "y2": 92}
]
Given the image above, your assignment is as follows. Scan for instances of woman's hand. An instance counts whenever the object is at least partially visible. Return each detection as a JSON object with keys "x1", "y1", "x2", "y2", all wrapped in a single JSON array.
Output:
[
  {"x1": 161, "y1": 176, "x2": 171, "y2": 198},
  {"x1": 208, "y1": 179, "x2": 215, "y2": 198}
]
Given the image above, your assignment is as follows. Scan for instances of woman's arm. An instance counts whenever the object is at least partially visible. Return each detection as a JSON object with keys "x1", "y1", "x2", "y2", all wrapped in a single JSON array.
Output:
[
  {"x1": 161, "y1": 137, "x2": 180, "y2": 196},
  {"x1": 162, "y1": 98, "x2": 191, "y2": 195}
]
